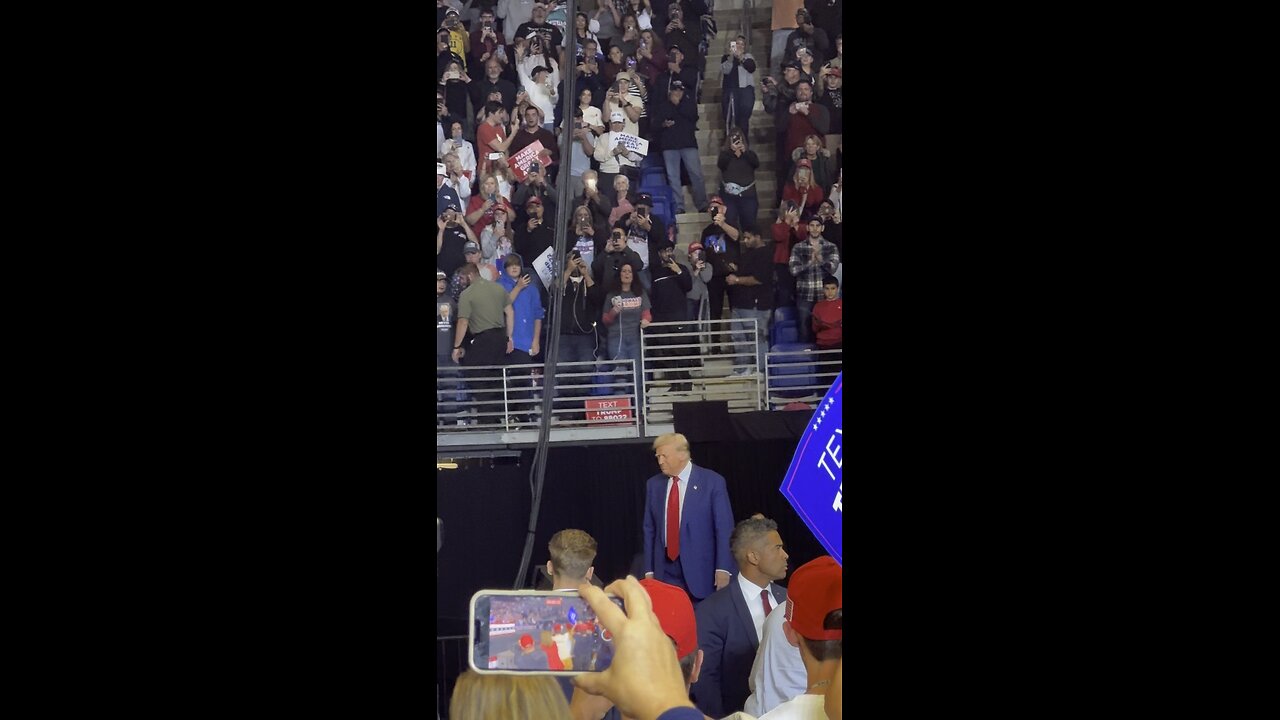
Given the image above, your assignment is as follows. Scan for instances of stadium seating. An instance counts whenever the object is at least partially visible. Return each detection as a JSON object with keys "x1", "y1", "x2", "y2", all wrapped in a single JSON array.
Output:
[
  {"x1": 767, "y1": 342, "x2": 818, "y2": 400},
  {"x1": 770, "y1": 306, "x2": 799, "y2": 346}
]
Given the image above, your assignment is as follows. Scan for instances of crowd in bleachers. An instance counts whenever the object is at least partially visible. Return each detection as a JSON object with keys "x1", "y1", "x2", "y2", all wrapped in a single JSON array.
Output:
[{"x1": 437, "y1": 0, "x2": 842, "y2": 419}]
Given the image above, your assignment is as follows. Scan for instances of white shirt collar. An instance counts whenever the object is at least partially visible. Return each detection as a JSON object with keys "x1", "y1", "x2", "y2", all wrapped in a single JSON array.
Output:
[{"x1": 737, "y1": 569, "x2": 770, "y2": 595}]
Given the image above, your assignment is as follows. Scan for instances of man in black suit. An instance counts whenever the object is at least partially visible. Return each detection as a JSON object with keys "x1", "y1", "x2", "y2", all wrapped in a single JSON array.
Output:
[{"x1": 692, "y1": 516, "x2": 790, "y2": 718}]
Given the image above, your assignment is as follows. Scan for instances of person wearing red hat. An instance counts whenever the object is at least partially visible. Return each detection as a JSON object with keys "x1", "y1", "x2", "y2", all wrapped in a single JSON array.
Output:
[
  {"x1": 570, "y1": 577, "x2": 705, "y2": 720},
  {"x1": 755, "y1": 556, "x2": 841, "y2": 720},
  {"x1": 514, "y1": 631, "x2": 551, "y2": 670}
]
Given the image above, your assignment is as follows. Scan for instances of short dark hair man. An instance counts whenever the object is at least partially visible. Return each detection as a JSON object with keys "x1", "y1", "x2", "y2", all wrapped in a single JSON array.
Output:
[{"x1": 693, "y1": 516, "x2": 789, "y2": 717}]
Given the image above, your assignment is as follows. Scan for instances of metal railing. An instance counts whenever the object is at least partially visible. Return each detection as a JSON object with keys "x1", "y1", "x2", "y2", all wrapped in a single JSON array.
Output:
[
  {"x1": 764, "y1": 346, "x2": 843, "y2": 410},
  {"x1": 435, "y1": 322, "x2": 844, "y2": 445},
  {"x1": 639, "y1": 318, "x2": 763, "y2": 435},
  {"x1": 436, "y1": 359, "x2": 640, "y2": 444}
]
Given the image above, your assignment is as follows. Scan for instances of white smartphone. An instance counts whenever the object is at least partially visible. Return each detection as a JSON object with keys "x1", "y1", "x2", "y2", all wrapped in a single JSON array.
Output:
[
  {"x1": 469, "y1": 589, "x2": 624, "y2": 675},
  {"x1": 488, "y1": 152, "x2": 502, "y2": 160}
]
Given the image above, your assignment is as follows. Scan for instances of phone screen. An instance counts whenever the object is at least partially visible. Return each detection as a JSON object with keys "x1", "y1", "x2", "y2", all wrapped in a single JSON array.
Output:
[{"x1": 470, "y1": 591, "x2": 624, "y2": 674}]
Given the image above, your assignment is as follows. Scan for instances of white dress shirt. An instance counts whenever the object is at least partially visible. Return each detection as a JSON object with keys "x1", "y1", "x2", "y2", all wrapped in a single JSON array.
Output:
[
  {"x1": 736, "y1": 572, "x2": 776, "y2": 643},
  {"x1": 743, "y1": 598, "x2": 808, "y2": 716}
]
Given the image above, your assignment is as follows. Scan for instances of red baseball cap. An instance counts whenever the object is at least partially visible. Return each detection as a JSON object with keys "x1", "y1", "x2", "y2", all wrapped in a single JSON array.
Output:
[
  {"x1": 526, "y1": 196, "x2": 543, "y2": 206},
  {"x1": 708, "y1": 195, "x2": 725, "y2": 207},
  {"x1": 687, "y1": 241, "x2": 703, "y2": 253},
  {"x1": 519, "y1": 633, "x2": 534, "y2": 648},
  {"x1": 640, "y1": 578, "x2": 697, "y2": 659},
  {"x1": 796, "y1": 158, "x2": 813, "y2": 169},
  {"x1": 785, "y1": 556, "x2": 842, "y2": 641}
]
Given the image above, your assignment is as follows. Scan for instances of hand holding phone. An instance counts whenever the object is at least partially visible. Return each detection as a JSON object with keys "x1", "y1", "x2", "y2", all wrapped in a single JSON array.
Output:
[{"x1": 469, "y1": 589, "x2": 624, "y2": 674}]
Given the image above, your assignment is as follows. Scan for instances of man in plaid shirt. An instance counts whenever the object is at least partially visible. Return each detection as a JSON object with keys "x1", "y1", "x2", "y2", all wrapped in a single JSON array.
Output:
[{"x1": 787, "y1": 215, "x2": 840, "y2": 343}]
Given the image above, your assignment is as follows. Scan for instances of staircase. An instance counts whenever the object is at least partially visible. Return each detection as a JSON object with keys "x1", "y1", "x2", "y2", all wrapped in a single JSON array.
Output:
[{"x1": 673, "y1": 0, "x2": 778, "y2": 257}]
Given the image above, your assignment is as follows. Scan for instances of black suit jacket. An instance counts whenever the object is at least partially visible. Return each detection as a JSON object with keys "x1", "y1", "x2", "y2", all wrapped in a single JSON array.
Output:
[{"x1": 693, "y1": 578, "x2": 787, "y2": 718}]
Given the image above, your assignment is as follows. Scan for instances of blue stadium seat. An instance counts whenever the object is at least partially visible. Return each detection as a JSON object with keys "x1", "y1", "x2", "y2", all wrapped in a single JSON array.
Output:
[
  {"x1": 773, "y1": 307, "x2": 797, "y2": 326},
  {"x1": 770, "y1": 307, "x2": 799, "y2": 346},
  {"x1": 767, "y1": 342, "x2": 817, "y2": 399}
]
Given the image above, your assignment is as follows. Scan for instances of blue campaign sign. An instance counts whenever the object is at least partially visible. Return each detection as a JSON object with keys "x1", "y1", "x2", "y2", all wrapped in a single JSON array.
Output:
[{"x1": 779, "y1": 373, "x2": 842, "y2": 565}]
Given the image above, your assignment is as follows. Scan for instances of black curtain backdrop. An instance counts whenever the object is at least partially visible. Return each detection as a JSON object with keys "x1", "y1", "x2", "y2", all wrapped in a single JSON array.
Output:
[{"x1": 436, "y1": 437, "x2": 830, "y2": 637}]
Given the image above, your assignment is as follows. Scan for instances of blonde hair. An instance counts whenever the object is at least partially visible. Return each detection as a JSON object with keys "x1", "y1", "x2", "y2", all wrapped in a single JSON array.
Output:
[
  {"x1": 652, "y1": 432, "x2": 690, "y2": 456},
  {"x1": 449, "y1": 672, "x2": 571, "y2": 720}
]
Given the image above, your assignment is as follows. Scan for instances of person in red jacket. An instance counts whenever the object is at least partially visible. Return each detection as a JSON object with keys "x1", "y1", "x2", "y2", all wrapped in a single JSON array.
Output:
[
  {"x1": 811, "y1": 275, "x2": 842, "y2": 349},
  {"x1": 771, "y1": 202, "x2": 805, "y2": 308}
]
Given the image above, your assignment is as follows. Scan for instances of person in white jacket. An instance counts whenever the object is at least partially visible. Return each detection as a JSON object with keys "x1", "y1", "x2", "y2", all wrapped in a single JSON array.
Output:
[
  {"x1": 440, "y1": 121, "x2": 477, "y2": 179},
  {"x1": 593, "y1": 111, "x2": 643, "y2": 198},
  {"x1": 516, "y1": 55, "x2": 559, "y2": 131}
]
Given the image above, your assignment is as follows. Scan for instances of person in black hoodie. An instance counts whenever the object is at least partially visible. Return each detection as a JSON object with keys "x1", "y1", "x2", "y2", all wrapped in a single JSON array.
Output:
[
  {"x1": 701, "y1": 195, "x2": 742, "y2": 353},
  {"x1": 593, "y1": 227, "x2": 646, "y2": 296},
  {"x1": 725, "y1": 225, "x2": 776, "y2": 375},
  {"x1": 555, "y1": 249, "x2": 604, "y2": 421},
  {"x1": 647, "y1": 242, "x2": 694, "y2": 392}
]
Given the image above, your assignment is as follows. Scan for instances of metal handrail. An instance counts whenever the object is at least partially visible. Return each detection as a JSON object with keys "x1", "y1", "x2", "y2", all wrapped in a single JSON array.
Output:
[
  {"x1": 763, "y1": 347, "x2": 843, "y2": 409},
  {"x1": 639, "y1": 317, "x2": 764, "y2": 435},
  {"x1": 437, "y1": 359, "x2": 638, "y2": 434}
]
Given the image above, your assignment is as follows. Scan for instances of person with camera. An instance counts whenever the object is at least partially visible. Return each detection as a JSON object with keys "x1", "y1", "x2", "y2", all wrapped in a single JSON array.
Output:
[
  {"x1": 515, "y1": 1, "x2": 565, "y2": 70},
  {"x1": 465, "y1": 174, "x2": 515, "y2": 239},
  {"x1": 782, "y1": 81, "x2": 829, "y2": 164},
  {"x1": 476, "y1": 101, "x2": 520, "y2": 178},
  {"x1": 717, "y1": 128, "x2": 761, "y2": 233},
  {"x1": 658, "y1": 4, "x2": 700, "y2": 77},
  {"x1": 782, "y1": 159, "x2": 824, "y2": 217},
  {"x1": 602, "y1": 72, "x2": 643, "y2": 137},
  {"x1": 614, "y1": 191, "x2": 665, "y2": 290},
  {"x1": 697, "y1": 196, "x2": 741, "y2": 352},
  {"x1": 814, "y1": 199, "x2": 842, "y2": 255},
  {"x1": 724, "y1": 225, "x2": 776, "y2": 375},
  {"x1": 514, "y1": 195, "x2": 556, "y2": 269},
  {"x1": 438, "y1": 199, "x2": 480, "y2": 278},
  {"x1": 592, "y1": 228, "x2": 645, "y2": 298},
  {"x1": 651, "y1": 81, "x2": 706, "y2": 216},
  {"x1": 567, "y1": 204, "x2": 605, "y2": 265},
  {"x1": 442, "y1": 120, "x2": 478, "y2": 182},
  {"x1": 566, "y1": 107, "x2": 599, "y2": 201},
  {"x1": 784, "y1": 7, "x2": 829, "y2": 65},
  {"x1": 788, "y1": 214, "x2": 839, "y2": 345},
  {"x1": 771, "y1": 201, "x2": 805, "y2": 310},
  {"x1": 635, "y1": 29, "x2": 668, "y2": 86},
  {"x1": 469, "y1": 7, "x2": 508, "y2": 72},
  {"x1": 720, "y1": 35, "x2": 758, "y2": 138},
  {"x1": 654, "y1": 44, "x2": 697, "y2": 106},
  {"x1": 557, "y1": 250, "x2": 603, "y2": 422},
  {"x1": 439, "y1": 8, "x2": 471, "y2": 68},
  {"x1": 601, "y1": 260, "x2": 651, "y2": 403},
  {"x1": 646, "y1": 242, "x2": 694, "y2": 392},
  {"x1": 573, "y1": 169, "x2": 614, "y2": 235},
  {"x1": 762, "y1": 61, "x2": 804, "y2": 176},
  {"x1": 469, "y1": 59, "x2": 518, "y2": 122},
  {"x1": 479, "y1": 201, "x2": 515, "y2": 276},
  {"x1": 497, "y1": 252, "x2": 546, "y2": 424},
  {"x1": 815, "y1": 66, "x2": 842, "y2": 157},
  {"x1": 516, "y1": 58, "x2": 560, "y2": 133}
]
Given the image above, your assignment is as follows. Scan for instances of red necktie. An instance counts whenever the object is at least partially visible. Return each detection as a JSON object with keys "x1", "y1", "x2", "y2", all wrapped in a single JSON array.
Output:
[
  {"x1": 761, "y1": 589, "x2": 773, "y2": 616},
  {"x1": 666, "y1": 478, "x2": 680, "y2": 561}
]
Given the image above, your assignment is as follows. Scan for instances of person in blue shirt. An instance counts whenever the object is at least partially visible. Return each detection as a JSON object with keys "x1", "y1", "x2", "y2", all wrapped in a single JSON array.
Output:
[{"x1": 498, "y1": 252, "x2": 546, "y2": 424}]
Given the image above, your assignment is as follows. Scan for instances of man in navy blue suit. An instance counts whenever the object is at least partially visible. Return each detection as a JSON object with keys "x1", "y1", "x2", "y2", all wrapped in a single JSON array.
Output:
[
  {"x1": 691, "y1": 516, "x2": 790, "y2": 718},
  {"x1": 643, "y1": 433, "x2": 736, "y2": 605}
]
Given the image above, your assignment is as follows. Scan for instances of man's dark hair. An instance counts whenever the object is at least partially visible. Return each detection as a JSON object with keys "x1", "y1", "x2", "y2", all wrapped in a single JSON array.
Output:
[
  {"x1": 485, "y1": 101, "x2": 503, "y2": 117},
  {"x1": 800, "y1": 609, "x2": 843, "y2": 662},
  {"x1": 796, "y1": 79, "x2": 814, "y2": 91},
  {"x1": 730, "y1": 517, "x2": 778, "y2": 564}
]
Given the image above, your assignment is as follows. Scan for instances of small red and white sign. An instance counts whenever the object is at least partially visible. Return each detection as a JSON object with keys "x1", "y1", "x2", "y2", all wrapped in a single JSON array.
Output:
[{"x1": 585, "y1": 398, "x2": 633, "y2": 424}]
